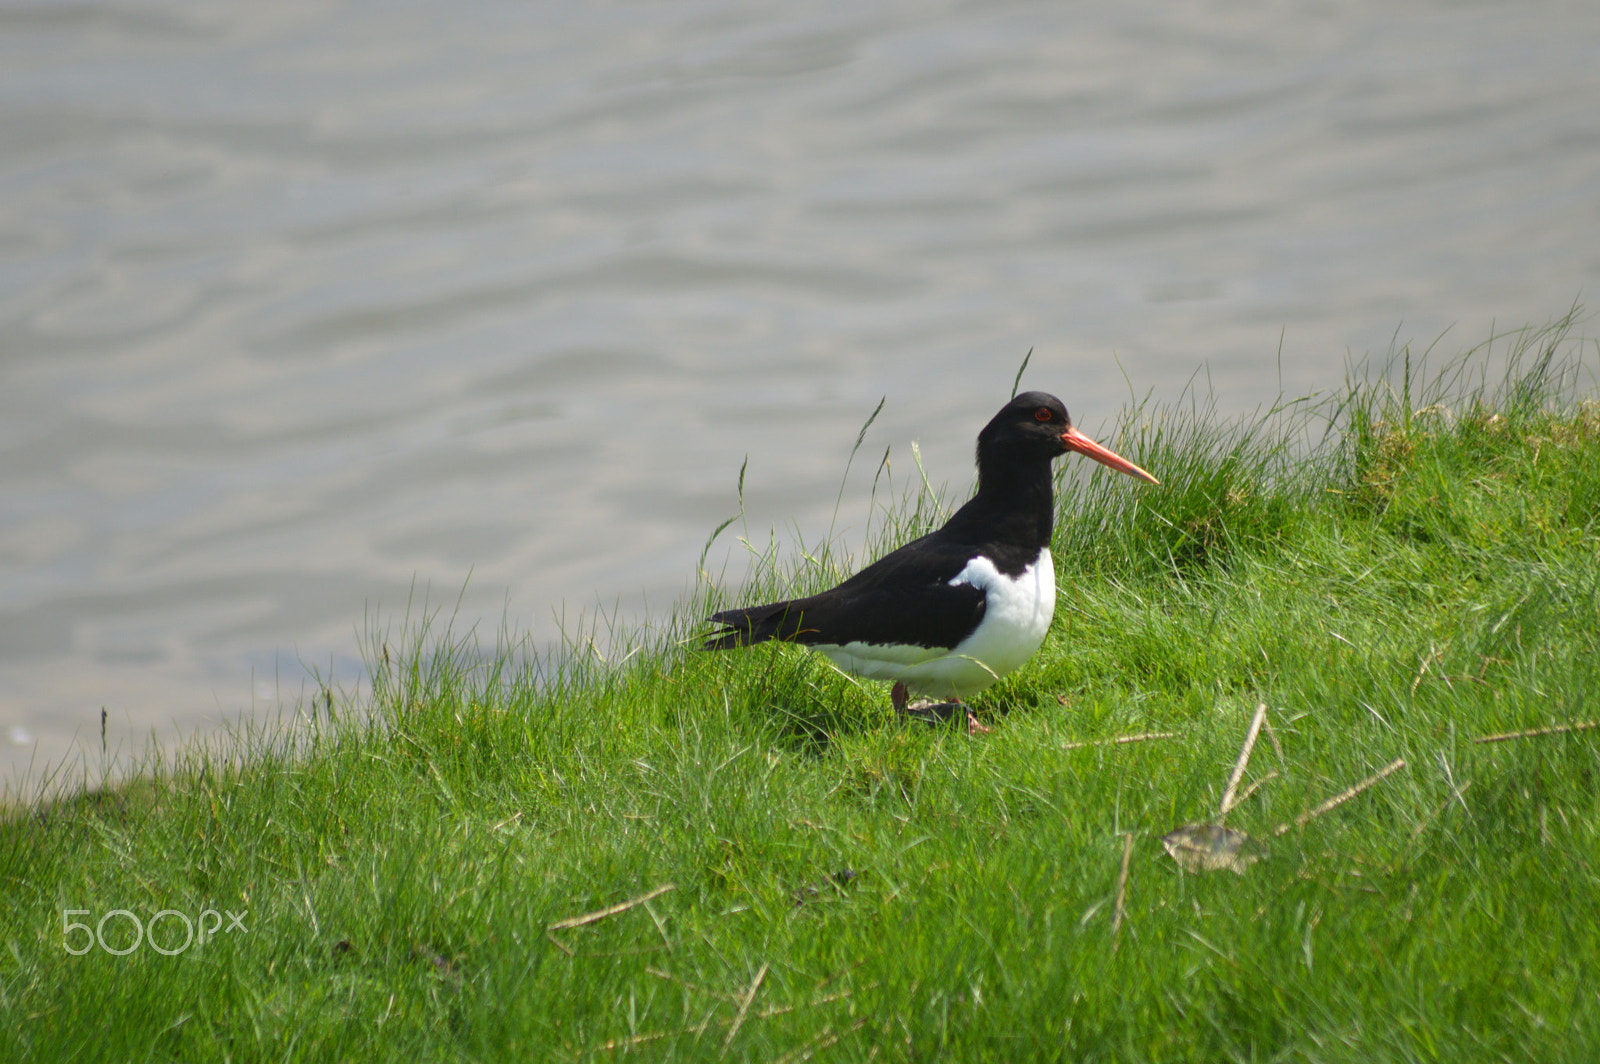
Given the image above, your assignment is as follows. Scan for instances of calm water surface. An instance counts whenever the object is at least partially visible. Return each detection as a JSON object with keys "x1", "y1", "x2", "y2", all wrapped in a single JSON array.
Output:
[{"x1": 3, "y1": 0, "x2": 1599, "y2": 788}]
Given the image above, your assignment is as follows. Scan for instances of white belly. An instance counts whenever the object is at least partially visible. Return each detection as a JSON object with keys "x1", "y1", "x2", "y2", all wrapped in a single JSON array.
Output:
[{"x1": 813, "y1": 550, "x2": 1056, "y2": 699}]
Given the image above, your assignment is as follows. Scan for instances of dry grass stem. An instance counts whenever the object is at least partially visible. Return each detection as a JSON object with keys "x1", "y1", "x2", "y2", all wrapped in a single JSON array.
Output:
[
  {"x1": 1219, "y1": 703, "x2": 1268, "y2": 816},
  {"x1": 1229, "y1": 770, "x2": 1280, "y2": 810},
  {"x1": 1261, "y1": 715, "x2": 1286, "y2": 765},
  {"x1": 721, "y1": 961, "x2": 769, "y2": 1052},
  {"x1": 1474, "y1": 720, "x2": 1598, "y2": 743},
  {"x1": 793, "y1": 986, "x2": 869, "y2": 1011},
  {"x1": 645, "y1": 967, "x2": 740, "y2": 1002},
  {"x1": 772, "y1": 1019, "x2": 870, "y2": 1064},
  {"x1": 1410, "y1": 645, "x2": 1443, "y2": 695},
  {"x1": 594, "y1": 1028, "x2": 672, "y2": 1052},
  {"x1": 490, "y1": 810, "x2": 523, "y2": 832},
  {"x1": 593, "y1": 983, "x2": 869, "y2": 1051},
  {"x1": 547, "y1": 883, "x2": 676, "y2": 932},
  {"x1": 1112, "y1": 833, "x2": 1134, "y2": 939},
  {"x1": 1273, "y1": 759, "x2": 1406, "y2": 836},
  {"x1": 1062, "y1": 731, "x2": 1176, "y2": 751},
  {"x1": 592, "y1": 1009, "x2": 743, "y2": 1053}
]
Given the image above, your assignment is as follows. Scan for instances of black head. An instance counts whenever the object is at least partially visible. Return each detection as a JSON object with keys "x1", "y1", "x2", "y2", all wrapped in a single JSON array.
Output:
[
  {"x1": 977, "y1": 390, "x2": 1159, "y2": 483},
  {"x1": 976, "y1": 391, "x2": 1076, "y2": 462}
]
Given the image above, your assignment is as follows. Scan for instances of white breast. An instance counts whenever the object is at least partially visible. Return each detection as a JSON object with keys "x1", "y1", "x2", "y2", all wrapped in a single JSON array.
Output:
[{"x1": 813, "y1": 549, "x2": 1056, "y2": 700}]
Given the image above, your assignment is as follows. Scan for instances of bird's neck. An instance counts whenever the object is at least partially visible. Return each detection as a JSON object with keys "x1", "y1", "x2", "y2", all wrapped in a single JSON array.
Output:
[{"x1": 945, "y1": 455, "x2": 1055, "y2": 551}]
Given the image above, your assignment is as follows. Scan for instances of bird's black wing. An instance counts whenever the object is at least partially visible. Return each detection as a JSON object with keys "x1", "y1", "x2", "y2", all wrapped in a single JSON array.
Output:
[{"x1": 704, "y1": 533, "x2": 986, "y2": 651}]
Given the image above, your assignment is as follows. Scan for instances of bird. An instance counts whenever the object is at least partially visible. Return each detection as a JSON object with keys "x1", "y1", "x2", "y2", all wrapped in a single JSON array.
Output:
[{"x1": 704, "y1": 391, "x2": 1158, "y2": 733}]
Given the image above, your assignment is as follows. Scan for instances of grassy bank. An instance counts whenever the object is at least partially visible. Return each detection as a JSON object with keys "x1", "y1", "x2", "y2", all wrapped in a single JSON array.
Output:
[{"x1": 4, "y1": 320, "x2": 1600, "y2": 1062}]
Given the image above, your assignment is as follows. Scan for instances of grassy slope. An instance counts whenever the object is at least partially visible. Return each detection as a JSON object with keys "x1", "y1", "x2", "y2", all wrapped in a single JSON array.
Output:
[{"x1": 3, "y1": 322, "x2": 1599, "y2": 1062}]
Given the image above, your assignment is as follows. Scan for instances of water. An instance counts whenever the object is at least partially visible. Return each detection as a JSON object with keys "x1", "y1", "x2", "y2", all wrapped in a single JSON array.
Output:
[{"x1": 3, "y1": 0, "x2": 1598, "y2": 790}]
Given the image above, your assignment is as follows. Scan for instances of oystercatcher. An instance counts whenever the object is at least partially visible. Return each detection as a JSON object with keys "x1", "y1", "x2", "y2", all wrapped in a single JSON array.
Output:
[{"x1": 704, "y1": 391, "x2": 1158, "y2": 733}]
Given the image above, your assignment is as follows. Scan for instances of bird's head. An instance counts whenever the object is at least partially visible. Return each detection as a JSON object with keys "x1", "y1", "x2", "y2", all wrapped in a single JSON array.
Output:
[{"x1": 980, "y1": 391, "x2": 1159, "y2": 484}]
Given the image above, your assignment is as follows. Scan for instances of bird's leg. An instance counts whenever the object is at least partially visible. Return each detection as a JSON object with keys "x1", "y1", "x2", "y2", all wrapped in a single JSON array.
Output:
[{"x1": 891, "y1": 682, "x2": 910, "y2": 715}]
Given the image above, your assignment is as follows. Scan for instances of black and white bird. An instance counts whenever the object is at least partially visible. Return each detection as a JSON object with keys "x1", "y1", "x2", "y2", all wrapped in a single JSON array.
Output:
[{"x1": 704, "y1": 391, "x2": 1158, "y2": 733}]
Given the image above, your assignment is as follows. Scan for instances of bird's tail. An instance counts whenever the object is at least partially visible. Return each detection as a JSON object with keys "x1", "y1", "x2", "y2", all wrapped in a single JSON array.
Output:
[{"x1": 702, "y1": 600, "x2": 810, "y2": 650}]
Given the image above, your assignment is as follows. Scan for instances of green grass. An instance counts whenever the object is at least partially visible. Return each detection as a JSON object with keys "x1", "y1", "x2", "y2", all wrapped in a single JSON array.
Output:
[{"x1": 4, "y1": 317, "x2": 1600, "y2": 1062}]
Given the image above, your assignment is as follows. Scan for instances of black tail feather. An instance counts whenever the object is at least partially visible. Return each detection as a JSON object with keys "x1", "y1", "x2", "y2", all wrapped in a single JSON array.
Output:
[{"x1": 702, "y1": 600, "x2": 810, "y2": 650}]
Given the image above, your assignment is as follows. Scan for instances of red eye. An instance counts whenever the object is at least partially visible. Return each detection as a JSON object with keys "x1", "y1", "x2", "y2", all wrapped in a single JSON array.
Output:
[{"x1": 1034, "y1": 408, "x2": 1053, "y2": 422}]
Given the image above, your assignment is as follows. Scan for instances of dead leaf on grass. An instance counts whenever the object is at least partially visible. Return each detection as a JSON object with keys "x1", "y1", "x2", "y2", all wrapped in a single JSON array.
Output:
[{"x1": 1161, "y1": 824, "x2": 1265, "y2": 875}]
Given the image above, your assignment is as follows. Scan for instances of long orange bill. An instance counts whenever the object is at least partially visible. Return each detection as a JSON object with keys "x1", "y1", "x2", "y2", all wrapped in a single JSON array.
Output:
[{"x1": 1061, "y1": 426, "x2": 1159, "y2": 484}]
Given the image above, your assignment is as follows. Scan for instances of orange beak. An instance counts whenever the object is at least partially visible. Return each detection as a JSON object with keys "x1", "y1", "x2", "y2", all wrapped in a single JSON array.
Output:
[{"x1": 1061, "y1": 426, "x2": 1159, "y2": 485}]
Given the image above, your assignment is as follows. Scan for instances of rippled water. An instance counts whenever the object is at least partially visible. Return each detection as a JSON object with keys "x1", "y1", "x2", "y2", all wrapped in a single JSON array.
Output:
[{"x1": 3, "y1": 0, "x2": 1598, "y2": 789}]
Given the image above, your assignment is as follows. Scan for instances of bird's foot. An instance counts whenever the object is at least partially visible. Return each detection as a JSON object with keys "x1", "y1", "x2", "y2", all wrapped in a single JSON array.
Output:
[
  {"x1": 964, "y1": 706, "x2": 992, "y2": 736},
  {"x1": 894, "y1": 690, "x2": 990, "y2": 736}
]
